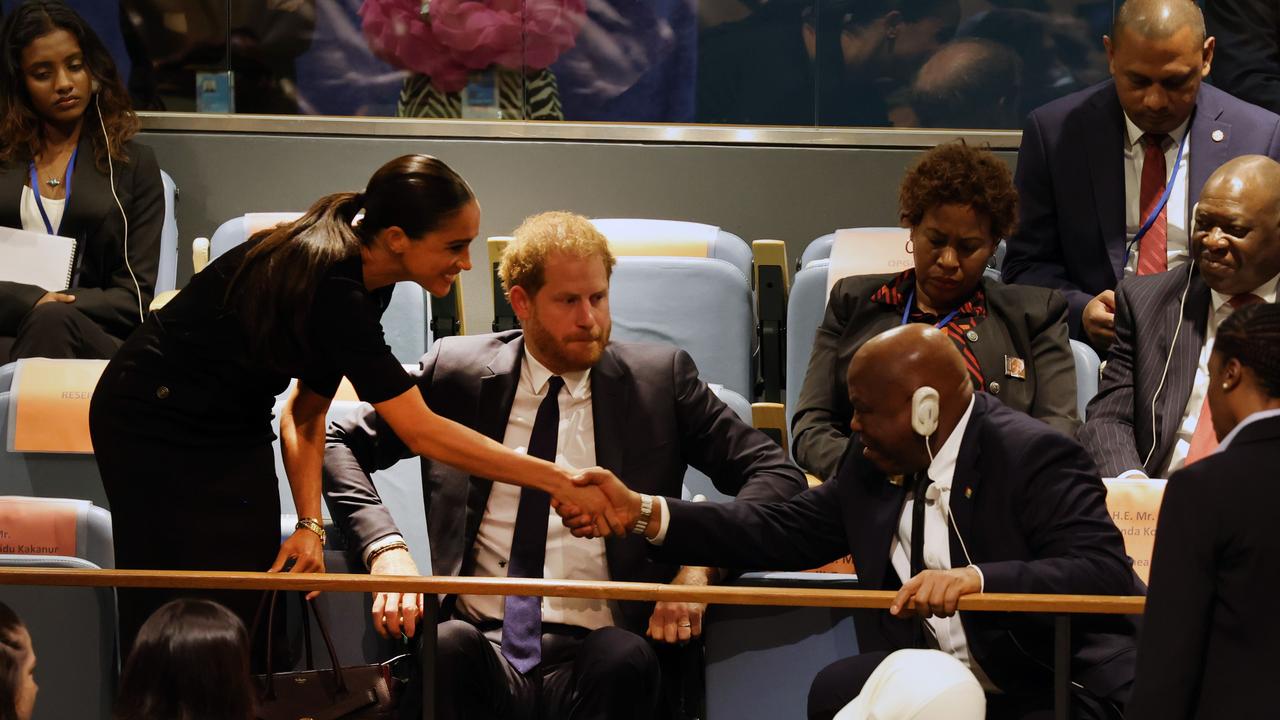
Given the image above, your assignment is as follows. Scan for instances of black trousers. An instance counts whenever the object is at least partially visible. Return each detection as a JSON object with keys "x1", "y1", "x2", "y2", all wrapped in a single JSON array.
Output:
[
  {"x1": 807, "y1": 651, "x2": 1127, "y2": 720},
  {"x1": 431, "y1": 619, "x2": 661, "y2": 720},
  {"x1": 89, "y1": 378, "x2": 282, "y2": 666},
  {"x1": 0, "y1": 302, "x2": 122, "y2": 363}
]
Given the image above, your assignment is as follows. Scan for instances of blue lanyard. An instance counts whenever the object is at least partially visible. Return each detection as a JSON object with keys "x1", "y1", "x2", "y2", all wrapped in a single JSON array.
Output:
[
  {"x1": 902, "y1": 288, "x2": 961, "y2": 329},
  {"x1": 27, "y1": 146, "x2": 77, "y2": 236},
  {"x1": 1124, "y1": 133, "x2": 1186, "y2": 268}
]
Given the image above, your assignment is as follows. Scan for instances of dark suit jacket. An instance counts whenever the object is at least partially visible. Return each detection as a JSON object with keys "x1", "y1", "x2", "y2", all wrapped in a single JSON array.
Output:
[
  {"x1": 1079, "y1": 267, "x2": 1206, "y2": 477},
  {"x1": 1004, "y1": 80, "x2": 1280, "y2": 337},
  {"x1": 1127, "y1": 413, "x2": 1280, "y2": 720},
  {"x1": 1207, "y1": 0, "x2": 1280, "y2": 113},
  {"x1": 0, "y1": 135, "x2": 163, "y2": 341},
  {"x1": 323, "y1": 331, "x2": 806, "y2": 632},
  {"x1": 791, "y1": 273, "x2": 1079, "y2": 480},
  {"x1": 658, "y1": 393, "x2": 1142, "y2": 700}
]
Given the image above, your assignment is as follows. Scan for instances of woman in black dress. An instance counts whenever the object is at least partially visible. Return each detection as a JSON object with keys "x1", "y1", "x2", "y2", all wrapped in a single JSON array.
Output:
[
  {"x1": 0, "y1": 1, "x2": 164, "y2": 362},
  {"x1": 89, "y1": 154, "x2": 622, "y2": 656}
]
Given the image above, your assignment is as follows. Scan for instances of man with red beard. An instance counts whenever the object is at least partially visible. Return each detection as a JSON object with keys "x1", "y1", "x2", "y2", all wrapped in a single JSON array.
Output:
[{"x1": 323, "y1": 211, "x2": 805, "y2": 720}]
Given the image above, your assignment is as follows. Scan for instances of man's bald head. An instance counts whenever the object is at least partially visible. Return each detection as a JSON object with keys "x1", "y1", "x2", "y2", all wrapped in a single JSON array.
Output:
[
  {"x1": 1111, "y1": 0, "x2": 1205, "y2": 49},
  {"x1": 850, "y1": 324, "x2": 970, "y2": 400},
  {"x1": 1194, "y1": 155, "x2": 1280, "y2": 295},
  {"x1": 846, "y1": 325, "x2": 973, "y2": 474},
  {"x1": 912, "y1": 39, "x2": 1021, "y2": 129}
]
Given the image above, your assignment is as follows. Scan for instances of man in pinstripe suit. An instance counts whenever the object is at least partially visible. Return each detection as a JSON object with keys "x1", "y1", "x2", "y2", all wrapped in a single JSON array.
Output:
[{"x1": 1080, "y1": 155, "x2": 1280, "y2": 478}]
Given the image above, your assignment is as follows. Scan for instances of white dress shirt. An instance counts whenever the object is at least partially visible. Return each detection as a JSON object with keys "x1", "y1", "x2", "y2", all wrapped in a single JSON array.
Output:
[
  {"x1": 20, "y1": 185, "x2": 66, "y2": 236},
  {"x1": 1159, "y1": 274, "x2": 1280, "y2": 477},
  {"x1": 453, "y1": 349, "x2": 620, "y2": 629},
  {"x1": 1122, "y1": 114, "x2": 1191, "y2": 276},
  {"x1": 886, "y1": 396, "x2": 995, "y2": 690}
]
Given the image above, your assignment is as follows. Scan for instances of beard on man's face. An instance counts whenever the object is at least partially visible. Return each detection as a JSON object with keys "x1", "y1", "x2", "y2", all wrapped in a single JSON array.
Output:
[{"x1": 523, "y1": 313, "x2": 610, "y2": 372}]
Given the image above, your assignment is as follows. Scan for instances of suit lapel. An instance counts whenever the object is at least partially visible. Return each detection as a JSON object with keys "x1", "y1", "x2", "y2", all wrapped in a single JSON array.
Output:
[
  {"x1": 0, "y1": 161, "x2": 26, "y2": 229},
  {"x1": 946, "y1": 396, "x2": 986, "y2": 564},
  {"x1": 1188, "y1": 87, "x2": 1228, "y2": 217},
  {"x1": 460, "y1": 338, "x2": 525, "y2": 573},
  {"x1": 60, "y1": 131, "x2": 106, "y2": 242},
  {"x1": 1152, "y1": 275, "x2": 1209, "y2": 472},
  {"x1": 1085, "y1": 89, "x2": 1127, "y2": 280},
  {"x1": 590, "y1": 348, "x2": 634, "y2": 576},
  {"x1": 589, "y1": 348, "x2": 628, "y2": 480}
]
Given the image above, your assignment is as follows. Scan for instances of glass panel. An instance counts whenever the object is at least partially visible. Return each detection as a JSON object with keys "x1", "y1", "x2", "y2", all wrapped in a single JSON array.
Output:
[{"x1": 32, "y1": 0, "x2": 1116, "y2": 129}]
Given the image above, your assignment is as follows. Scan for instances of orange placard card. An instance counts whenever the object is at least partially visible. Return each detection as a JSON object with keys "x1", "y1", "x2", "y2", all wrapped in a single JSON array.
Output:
[
  {"x1": 808, "y1": 554, "x2": 856, "y2": 574},
  {"x1": 829, "y1": 228, "x2": 913, "y2": 295},
  {"x1": 0, "y1": 497, "x2": 80, "y2": 556},
  {"x1": 1102, "y1": 477, "x2": 1168, "y2": 584},
  {"x1": 9, "y1": 359, "x2": 107, "y2": 454}
]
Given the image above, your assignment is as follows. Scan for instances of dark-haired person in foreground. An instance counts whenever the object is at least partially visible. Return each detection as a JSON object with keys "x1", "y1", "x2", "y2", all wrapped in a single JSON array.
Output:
[
  {"x1": 0, "y1": 601, "x2": 37, "y2": 720},
  {"x1": 1127, "y1": 303, "x2": 1280, "y2": 720},
  {"x1": 1003, "y1": 0, "x2": 1280, "y2": 346},
  {"x1": 113, "y1": 599, "x2": 254, "y2": 720},
  {"x1": 89, "y1": 155, "x2": 624, "y2": 658},
  {"x1": 570, "y1": 324, "x2": 1142, "y2": 720},
  {"x1": 791, "y1": 142, "x2": 1078, "y2": 481},
  {"x1": 325, "y1": 211, "x2": 805, "y2": 720},
  {"x1": 0, "y1": 0, "x2": 164, "y2": 362},
  {"x1": 1080, "y1": 155, "x2": 1280, "y2": 478}
]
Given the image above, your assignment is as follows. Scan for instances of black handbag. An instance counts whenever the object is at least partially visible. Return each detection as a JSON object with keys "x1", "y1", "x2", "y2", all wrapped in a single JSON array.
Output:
[{"x1": 252, "y1": 591, "x2": 410, "y2": 720}]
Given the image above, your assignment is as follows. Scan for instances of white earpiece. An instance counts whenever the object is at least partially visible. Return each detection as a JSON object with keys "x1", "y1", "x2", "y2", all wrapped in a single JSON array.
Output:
[{"x1": 911, "y1": 386, "x2": 940, "y2": 437}]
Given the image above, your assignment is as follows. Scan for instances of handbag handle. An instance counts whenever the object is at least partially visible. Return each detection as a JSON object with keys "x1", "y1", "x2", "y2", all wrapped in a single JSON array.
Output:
[{"x1": 252, "y1": 590, "x2": 349, "y2": 699}]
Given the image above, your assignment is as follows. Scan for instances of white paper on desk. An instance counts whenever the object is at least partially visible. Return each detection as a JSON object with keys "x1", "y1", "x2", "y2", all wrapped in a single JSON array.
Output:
[{"x1": 0, "y1": 226, "x2": 77, "y2": 291}]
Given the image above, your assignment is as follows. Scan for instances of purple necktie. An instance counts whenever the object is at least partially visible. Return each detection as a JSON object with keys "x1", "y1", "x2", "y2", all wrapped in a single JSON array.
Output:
[{"x1": 500, "y1": 375, "x2": 564, "y2": 674}]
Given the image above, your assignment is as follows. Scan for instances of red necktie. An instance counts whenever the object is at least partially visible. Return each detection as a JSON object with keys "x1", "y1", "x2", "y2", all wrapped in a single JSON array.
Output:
[
  {"x1": 1184, "y1": 294, "x2": 1265, "y2": 466},
  {"x1": 1137, "y1": 133, "x2": 1170, "y2": 276}
]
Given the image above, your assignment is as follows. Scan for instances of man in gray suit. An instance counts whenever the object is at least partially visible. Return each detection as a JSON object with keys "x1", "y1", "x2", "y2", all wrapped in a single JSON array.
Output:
[
  {"x1": 323, "y1": 211, "x2": 805, "y2": 720},
  {"x1": 1081, "y1": 155, "x2": 1280, "y2": 478}
]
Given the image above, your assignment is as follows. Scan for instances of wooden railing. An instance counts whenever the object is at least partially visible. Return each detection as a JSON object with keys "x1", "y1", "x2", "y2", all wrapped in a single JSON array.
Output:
[{"x1": 0, "y1": 568, "x2": 1144, "y2": 720}]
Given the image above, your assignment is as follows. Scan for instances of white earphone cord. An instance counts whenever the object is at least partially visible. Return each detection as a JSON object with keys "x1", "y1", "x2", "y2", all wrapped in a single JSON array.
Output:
[
  {"x1": 922, "y1": 433, "x2": 974, "y2": 568},
  {"x1": 1142, "y1": 259, "x2": 1197, "y2": 470},
  {"x1": 96, "y1": 93, "x2": 143, "y2": 324}
]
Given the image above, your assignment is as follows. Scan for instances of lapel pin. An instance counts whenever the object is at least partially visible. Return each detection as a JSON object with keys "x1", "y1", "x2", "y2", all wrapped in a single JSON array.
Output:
[
  {"x1": 964, "y1": 487, "x2": 973, "y2": 499},
  {"x1": 1004, "y1": 355, "x2": 1026, "y2": 380},
  {"x1": 889, "y1": 474, "x2": 905, "y2": 487},
  {"x1": 965, "y1": 330, "x2": 979, "y2": 343},
  {"x1": 1212, "y1": 129, "x2": 1225, "y2": 143}
]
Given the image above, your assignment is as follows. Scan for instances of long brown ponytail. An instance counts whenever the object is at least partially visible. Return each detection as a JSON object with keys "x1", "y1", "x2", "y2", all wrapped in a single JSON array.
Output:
[{"x1": 227, "y1": 154, "x2": 474, "y2": 370}]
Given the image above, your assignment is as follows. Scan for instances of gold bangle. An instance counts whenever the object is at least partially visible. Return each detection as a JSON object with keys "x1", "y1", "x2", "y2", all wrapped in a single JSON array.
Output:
[
  {"x1": 295, "y1": 517, "x2": 326, "y2": 545},
  {"x1": 366, "y1": 540, "x2": 410, "y2": 567}
]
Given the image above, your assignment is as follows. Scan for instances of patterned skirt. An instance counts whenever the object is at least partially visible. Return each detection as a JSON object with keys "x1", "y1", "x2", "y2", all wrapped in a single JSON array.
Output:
[{"x1": 398, "y1": 67, "x2": 564, "y2": 120}]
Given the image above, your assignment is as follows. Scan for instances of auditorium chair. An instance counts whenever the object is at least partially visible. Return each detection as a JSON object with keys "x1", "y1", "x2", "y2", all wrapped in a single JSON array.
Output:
[
  {"x1": 0, "y1": 359, "x2": 108, "y2": 507},
  {"x1": 488, "y1": 218, "x2": 789, "y2": 404},
  {"x1": 0, "y1": 496, "x2": 116, "y2": 719}
]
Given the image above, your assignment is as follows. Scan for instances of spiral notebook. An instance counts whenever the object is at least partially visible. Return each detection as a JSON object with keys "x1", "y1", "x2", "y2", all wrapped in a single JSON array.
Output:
[{"x1": 0, "y1": 226, "x2": 77, "y2": 292}]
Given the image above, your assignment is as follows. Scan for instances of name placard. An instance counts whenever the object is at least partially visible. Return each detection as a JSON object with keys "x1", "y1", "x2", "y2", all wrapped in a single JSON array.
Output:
[
  {"x1": 0, "y1": 496, "x2": 83, "y2": 556},
  {"x1": 1102, "y1": 477, "x2": 1168, "y2": 584},
  {"x1": 828, "y1": 228, "x2": 913, "y2": 296},
  {"x1": 8, "y1": 359, "x2": 108, "y2": 454},
  {"x1": 591, "y1": 219, "x2": 717, "y2": 258}
]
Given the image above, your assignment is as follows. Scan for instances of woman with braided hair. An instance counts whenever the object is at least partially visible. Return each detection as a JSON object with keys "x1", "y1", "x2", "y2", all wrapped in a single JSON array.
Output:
[{"x1": 1129, "y1": 302, "x2": 1280, "y2": 719}]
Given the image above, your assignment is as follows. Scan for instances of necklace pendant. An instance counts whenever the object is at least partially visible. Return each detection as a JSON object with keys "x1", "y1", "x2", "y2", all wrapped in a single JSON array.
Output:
[{"x1": 45, "y1": 177, "x2": 61, "y2": 188}]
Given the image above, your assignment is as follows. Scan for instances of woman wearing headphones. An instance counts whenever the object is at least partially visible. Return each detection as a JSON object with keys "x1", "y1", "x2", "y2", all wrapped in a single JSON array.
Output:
[
  {"x1": 792, "y1": 142, "x2": 1080, "y2": 480},
  {"x1": 0, "y1": 0, "x2": 163, "y2": 363},
  {"x1": 90, "y1": 153, "x2": 624, "y2": 659}
]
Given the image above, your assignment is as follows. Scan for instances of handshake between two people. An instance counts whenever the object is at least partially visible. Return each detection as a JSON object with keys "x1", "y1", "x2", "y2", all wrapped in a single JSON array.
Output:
[{"x1": 551, "y1": 468, "x2": 655, "y2": 539}]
